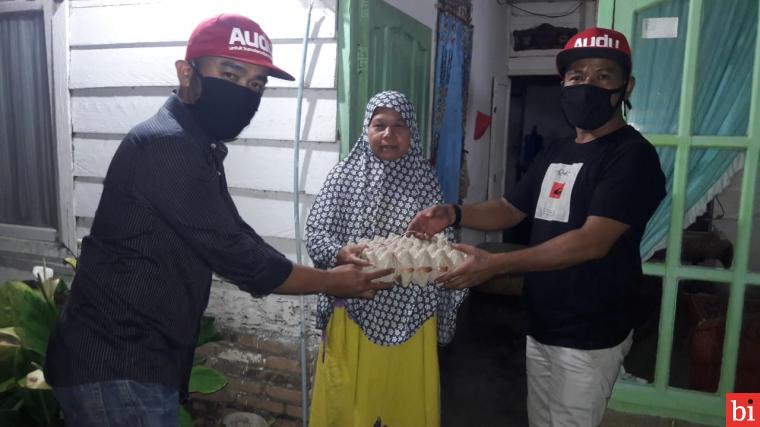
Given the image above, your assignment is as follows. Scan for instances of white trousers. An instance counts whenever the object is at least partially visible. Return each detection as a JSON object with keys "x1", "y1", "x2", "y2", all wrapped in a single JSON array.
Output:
[{"x1": 526, "y1": 332, "x2": 633, "y2": 427}]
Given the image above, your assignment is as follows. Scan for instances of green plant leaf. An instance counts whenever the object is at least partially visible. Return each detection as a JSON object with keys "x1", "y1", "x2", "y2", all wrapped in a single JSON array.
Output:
[
  {"x1": 0, "y1": 327, "x2": 22, "y2": 345},
  {"x1": 0, "y1": 343, "x2": 27, "y2": 390},
  {"x1": 18, "y1": 388, "x2": 61, "y2": 426},
  {"x1": 179, "y1": 406, "x2": 194, "y2": 427},
  {"x1": 54, "y1": 279, "x2": 69, "y2": 300},
  {"x1": 188, "y1": 366, "x2": 227, "y2": 394},
  {"x1": 63, "y1": 257, "x2": 77, "y2": 271},
  {"x1": 0, "y1": 282, "x2": 55, "y2": 357},
  {"x1": 196, "y1": 316, "x2": 222, "y2": 347}
]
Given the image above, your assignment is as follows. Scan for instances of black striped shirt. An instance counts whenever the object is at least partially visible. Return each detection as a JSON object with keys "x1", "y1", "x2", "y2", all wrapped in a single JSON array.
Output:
[{"x1": 45, "y1": 94, "x2": 293, "y2": 394}]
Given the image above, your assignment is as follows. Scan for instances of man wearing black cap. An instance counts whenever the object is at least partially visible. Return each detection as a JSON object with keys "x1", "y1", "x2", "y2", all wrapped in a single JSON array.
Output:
[
  {"x1": 44, "y1": 14, "x2": 392, "y2": 426},
  {"x1": 408, "y1": 27, "x2": 666, "y2": 425}
]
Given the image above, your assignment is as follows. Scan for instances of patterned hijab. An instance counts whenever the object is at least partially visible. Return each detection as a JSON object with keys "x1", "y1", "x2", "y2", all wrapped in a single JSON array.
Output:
[{"x1": 305, "y1": 91, "x2": 466, "y2": 346}]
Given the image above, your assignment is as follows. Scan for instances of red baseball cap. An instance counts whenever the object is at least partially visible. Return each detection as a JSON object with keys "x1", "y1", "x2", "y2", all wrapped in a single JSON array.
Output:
[
  {"x1": 556, "y1": 27, "x2": 632, "y2": 76},
  {"x1": 186, "y1": 14, "x2": 295, "y2": 81}
]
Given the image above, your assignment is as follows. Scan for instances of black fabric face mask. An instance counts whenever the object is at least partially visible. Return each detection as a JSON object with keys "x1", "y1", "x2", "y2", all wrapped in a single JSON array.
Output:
[
  {"x1": 560, "y1": 83, "x2": 626, "y2": 131},
  {"x1": 188, "y1": 74, "x2": 262, "y2": 141}
]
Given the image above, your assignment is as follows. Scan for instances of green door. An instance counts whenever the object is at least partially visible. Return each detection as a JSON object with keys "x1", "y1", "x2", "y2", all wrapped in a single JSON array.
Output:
[
  {"x1": 338, "y1": 0, "x2": 432, "y2": 158},
  {"x1": 598, "y1": 0, "x2": 760, "y2": 425}
]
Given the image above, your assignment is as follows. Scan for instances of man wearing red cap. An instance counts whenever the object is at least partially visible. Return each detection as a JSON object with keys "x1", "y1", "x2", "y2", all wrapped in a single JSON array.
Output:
[
  {"x1": 408, "y1": 27, "x2": 666, "y2": 425},
  {"x1": 44, "y1": 15, "x2": 391, "y2": 426}
]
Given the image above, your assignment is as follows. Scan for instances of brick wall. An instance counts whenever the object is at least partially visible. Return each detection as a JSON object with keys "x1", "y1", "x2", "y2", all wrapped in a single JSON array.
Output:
[{"x1": 189, "y1": 331, "x2": 318, "y2": 427}]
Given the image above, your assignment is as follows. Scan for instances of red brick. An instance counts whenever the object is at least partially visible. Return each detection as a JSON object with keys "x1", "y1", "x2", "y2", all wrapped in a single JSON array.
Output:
[
  {"x1": 284, "y1": 403, "x2": 304, "y2": 419},
  {"x1": 265, "y1": 356, "x2": 300, "y2": 373},
  {"x1": 240, "y1": 396, "x2": 285, "y2": 416},
  {"x1": 266, "y1": 385, "x2": 302, "y2": 404},
  {"x1": 226, "y1": 378, "x2": 264, "y2": 396},
  {"x1": 245, "y1": 368, "x2": 300, "y2": 387},
  {"x1": 272, "y1": 419, "x2": 300, "y2": 427},
  {"x1": 236, "y1": 335, "x2": 296, "y2": 356}
]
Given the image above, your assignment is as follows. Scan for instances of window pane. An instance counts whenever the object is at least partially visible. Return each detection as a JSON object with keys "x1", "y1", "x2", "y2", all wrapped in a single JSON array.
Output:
[
  {"x1": 0, "y1": 11, "x2": 57, "y2": 228},
  {"x1": 623, "y1": 275, "x2": 663, "y2": 385},
  {"x1": 682, "y1": 148, "x2": 743, "y2": 269},
  {"x1": 736, "y1": 284, "x2": 760, "y2": 392},
  {"x1": 671, "y1": 280, "x2": 730, "y2": 392},
  {"x1": 628, "y1": 0, "x2": 689, "y2": 134},
  {"x1": 749, "y1": 149, "x2": 760, "y2": 272},
  {"x1": 693, "y1": 0, "x2": 758, "y2": 136}
]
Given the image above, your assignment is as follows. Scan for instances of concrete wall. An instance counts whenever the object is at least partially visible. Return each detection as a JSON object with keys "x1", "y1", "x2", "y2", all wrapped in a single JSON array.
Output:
[
  {"x1": 384, "y1": 0, "x2": 437, "y2": 29},
  {"x1": 460, "y1": 0, "x2": 510, "y2": 244}
]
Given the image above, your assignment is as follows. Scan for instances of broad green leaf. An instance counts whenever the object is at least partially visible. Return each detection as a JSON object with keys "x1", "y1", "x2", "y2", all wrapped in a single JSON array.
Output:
[
  {"x1": 188, "y1": 366, "x2": 227, "y2": 394},
  {"x1": 54, "y1": 279, "x2": 70, "y2": 300},
  {"x1": 179, "y1": 406, "x2": 194, "y2": 427},
  {"x1": 0, "y1": 282, "x2": 55, "y2": 357},
  {"x1": 196, "y1": 316, "x2": 222, "y2": 347},
  {"x1": 0, "y1": 327, "x2": 22, "y2": 344},
  {"x1": 19, "y1": 388, "x2": 61, "y2": 426},
  {"x1": 0, "y1": 343, "x2": 26, "y2": 390},
  {"x1": 0, "y1": 377, "x2": 17, "y2": 394}
]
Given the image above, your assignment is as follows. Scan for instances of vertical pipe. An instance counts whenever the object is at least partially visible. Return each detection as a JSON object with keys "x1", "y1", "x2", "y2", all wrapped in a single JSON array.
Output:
[{"x1": 294, "y1": 1, "x2": 315, "y2": 426}]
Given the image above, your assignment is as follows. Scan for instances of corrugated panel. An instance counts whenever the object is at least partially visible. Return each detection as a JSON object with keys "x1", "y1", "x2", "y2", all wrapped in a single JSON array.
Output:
[
  {"x1": 73, "y1": 137, "x2": 339, "y2": 195},
  {"x1": 74, "y1": 180, "x2": 316, "y2": 240},
  {"x1": 70, "y1": 0, "x2": 336, "y2": 45},
  {"x1": 70, "y1": 42, "x2": 337, "y2": 89},
  {"x1": 71, "y1": 88, "x2": 337, "y2": 141}
]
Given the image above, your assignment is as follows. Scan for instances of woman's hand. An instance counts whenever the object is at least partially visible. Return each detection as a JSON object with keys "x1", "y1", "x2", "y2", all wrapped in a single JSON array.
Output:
[
  {"x1": 336, "y1": 244, "x2": 371, "y2": 267},
  {"x1": 406, "y1": 204, "x2": 454, "y2": 239},
  {"x1": 436, "y1": 244, "x2": 502, "y2": 289}
]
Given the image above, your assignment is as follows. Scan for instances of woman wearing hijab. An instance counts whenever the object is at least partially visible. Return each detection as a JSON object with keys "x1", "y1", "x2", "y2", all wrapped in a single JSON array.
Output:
[{"x1": 306, "y1": 91, "x2": 467, "y2": 427}]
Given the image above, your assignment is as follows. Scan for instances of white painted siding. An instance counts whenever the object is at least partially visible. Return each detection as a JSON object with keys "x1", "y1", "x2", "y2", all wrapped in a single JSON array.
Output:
[
  {"x1": 68, "y1": 0, "x2": 339, "y2": 339},
  {"x1": 69, "y1": 0, "x2": 338, "y2": 263}
]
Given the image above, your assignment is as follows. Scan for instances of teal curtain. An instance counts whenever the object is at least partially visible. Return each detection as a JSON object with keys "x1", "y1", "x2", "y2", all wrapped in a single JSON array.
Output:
[{"x1": 631, "y1": 0, "x2": 758, "y2": 260}]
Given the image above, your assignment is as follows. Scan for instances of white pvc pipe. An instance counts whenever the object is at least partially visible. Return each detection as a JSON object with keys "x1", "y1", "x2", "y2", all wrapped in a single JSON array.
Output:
[{"x1": 294, "y1": 1, "x2": 314, "y2": 426}]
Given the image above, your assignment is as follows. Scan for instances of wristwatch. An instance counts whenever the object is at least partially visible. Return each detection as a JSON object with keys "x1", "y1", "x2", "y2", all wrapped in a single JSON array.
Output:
[{"x1": 451, "y1": 204, "x2": 462, "y2": 228}]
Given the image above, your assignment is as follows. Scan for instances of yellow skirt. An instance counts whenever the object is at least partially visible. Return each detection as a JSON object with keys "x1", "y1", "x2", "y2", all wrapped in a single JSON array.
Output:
[{"x1": 309, "y1": 307, "x2": 440, "y2": 427}]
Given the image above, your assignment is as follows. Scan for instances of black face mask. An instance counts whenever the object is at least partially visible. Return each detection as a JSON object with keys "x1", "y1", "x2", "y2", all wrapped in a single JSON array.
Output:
[
  {"x1": 560, "y1": 83, "x2": 626, "y2": 131},
  {"x1": 188, "y1": 74, "x2": 262, "y2": 141}
]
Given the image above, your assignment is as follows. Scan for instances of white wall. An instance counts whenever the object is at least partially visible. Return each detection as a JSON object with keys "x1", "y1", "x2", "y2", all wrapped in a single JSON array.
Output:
[
  {"x1": 67, "y1": 0, "x2": 338, "y2": 338},
  {"x1": 507, "y1": 0, "x2": 596, "y2": 76},
  {"x1": 383, "y1": 0, "x2": 437, "y2": 29},
  {"x1": 460, "y1": 0, "x2": 510, "y2": 245}
]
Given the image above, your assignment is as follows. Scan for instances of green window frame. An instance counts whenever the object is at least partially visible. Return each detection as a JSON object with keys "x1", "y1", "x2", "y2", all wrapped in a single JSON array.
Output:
[{"x1": 599, "y1": 1, "x2": 760, "y2": 424}]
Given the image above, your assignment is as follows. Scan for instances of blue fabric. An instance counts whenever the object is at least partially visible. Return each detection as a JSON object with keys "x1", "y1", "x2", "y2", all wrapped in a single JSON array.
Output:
[
  {"x1": 53, "y1": 380, "x2": 178, "y2": 427},
  {"x1": 432, "y1": 12, "x2": 472, "y2": 204},
  {"x1": 629, "y1": 0, "x2": 758, "y2": 259}
]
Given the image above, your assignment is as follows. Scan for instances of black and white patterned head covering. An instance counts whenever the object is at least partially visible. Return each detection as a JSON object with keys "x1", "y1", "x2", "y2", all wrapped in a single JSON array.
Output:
[{"x1": 305, "y1": 91, "x2": 467, "y2": 346}]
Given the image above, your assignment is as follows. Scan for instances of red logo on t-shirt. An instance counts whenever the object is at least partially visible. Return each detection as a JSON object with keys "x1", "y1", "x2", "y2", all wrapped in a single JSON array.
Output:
[
  {"x1": 727, "y1": 394, "x2": 759, "y2": 426},
  {"x1": 550, "y1": 182, "x2": 565, "y2": 199}
]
